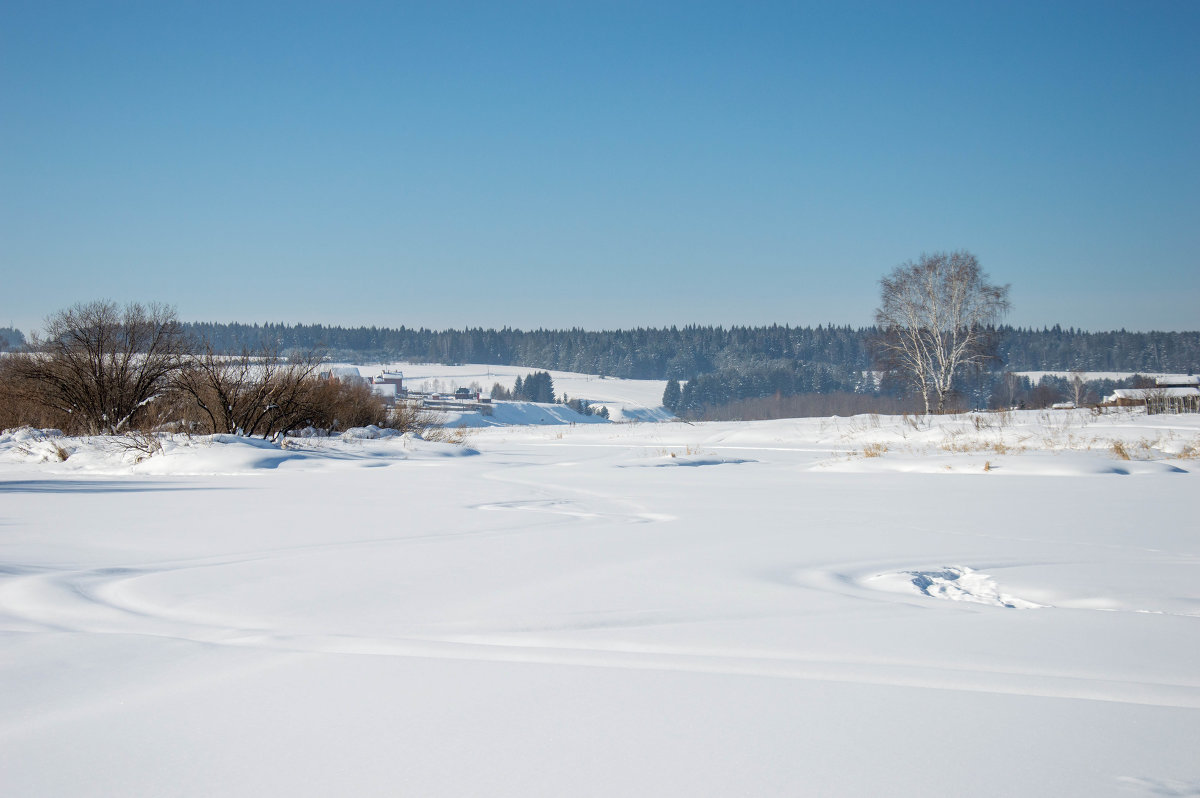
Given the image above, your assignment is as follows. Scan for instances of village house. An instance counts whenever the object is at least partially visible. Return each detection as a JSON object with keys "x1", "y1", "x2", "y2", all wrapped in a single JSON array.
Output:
[
  {"x1": 1104, "y1": 376, "x2": 1200, "y2": 414},
  {"x1": 368, "y1": 371, "x2": 405, "y2": 404}
]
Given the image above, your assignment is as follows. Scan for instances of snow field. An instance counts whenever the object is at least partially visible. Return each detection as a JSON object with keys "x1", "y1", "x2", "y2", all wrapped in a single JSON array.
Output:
[
  {"x1": 343, "y1": 361, "x2": 675, "y2": 422},
  {"x1": 1, "y1": 408, "x2": 1199, "y2": 796}
]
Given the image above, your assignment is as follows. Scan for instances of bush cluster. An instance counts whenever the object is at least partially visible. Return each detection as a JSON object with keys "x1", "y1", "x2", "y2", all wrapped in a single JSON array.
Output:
[{"x1": 0, "y1": 301, "x2": 403, "y2": 439}]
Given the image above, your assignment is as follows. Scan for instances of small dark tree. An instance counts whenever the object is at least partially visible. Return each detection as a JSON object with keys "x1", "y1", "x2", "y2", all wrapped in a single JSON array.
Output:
[
  {"x1": 535, "y1": 372, "x2": 551, "y2": 403},
  {"x1": 0, "y1": 328, "x2": 26, "y2": 352},
  {"x1": 662, "y1": 379, "x2": 682, "y2": 412}
]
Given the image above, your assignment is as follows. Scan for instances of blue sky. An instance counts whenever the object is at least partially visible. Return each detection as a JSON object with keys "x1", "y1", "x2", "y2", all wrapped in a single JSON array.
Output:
[{"x1": 2, "y1": 0, "x2": 1197, "y2": 334}]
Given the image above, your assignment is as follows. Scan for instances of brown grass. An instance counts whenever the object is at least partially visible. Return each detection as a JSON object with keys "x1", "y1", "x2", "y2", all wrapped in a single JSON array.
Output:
[{"x1": 862, "y1": 442, "x2": 888, "y2": 458}]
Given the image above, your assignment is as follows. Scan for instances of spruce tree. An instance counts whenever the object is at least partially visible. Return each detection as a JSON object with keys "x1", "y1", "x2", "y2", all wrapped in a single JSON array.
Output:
[{"x1": 662, "y1": 379, "x2": 682, "y2": 412}]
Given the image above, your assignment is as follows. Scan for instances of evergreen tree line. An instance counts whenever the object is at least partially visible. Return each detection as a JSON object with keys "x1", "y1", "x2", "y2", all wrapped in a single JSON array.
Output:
[
  {"x1": 172, "y1": 322, "x2": 1199, "y2": 379},
  {"x1": 667, "y1": 368, "x2": 1173, "y2": 420},
  {"x1": 7, "y1": 321, "x2": 1196, "y2": 375},
  {"x1": 662, "y1": 361, "x2": 873, "y2": 417},
  {"x1": 179, "y1": 322, "x2": 878, "y2": 377}
]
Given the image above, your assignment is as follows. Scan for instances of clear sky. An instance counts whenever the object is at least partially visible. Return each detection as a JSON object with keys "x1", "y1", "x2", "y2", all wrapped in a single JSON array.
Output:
[{"x1": 2, "y1": 0, "x2": 1197, "y2": 335}]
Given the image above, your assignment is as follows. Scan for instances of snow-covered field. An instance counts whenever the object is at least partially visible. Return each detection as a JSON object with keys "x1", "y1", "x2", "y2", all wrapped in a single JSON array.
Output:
[
  {"x1": 350, "y1": 361, "x2": 675, "y2": 422},
  {"x1": 2, "y1": 408, "x2": 1199, "y2": 796}
]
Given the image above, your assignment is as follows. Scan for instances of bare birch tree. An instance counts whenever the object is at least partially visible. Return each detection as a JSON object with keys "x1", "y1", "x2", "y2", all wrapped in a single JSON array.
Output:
[
  {"x1": 874, "y1": 251, "x2": 1010, "y2": 414},
  {"x1": 1068, "y1": 369, "x2": 1088, "y2": 407}
]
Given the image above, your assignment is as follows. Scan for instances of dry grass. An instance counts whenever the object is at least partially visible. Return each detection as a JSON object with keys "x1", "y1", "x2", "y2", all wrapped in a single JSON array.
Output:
[
  {"x1": 423, "y1": 423, "x2": 474, "y2": 446},
  {"x1": 654, "y1": 444, "x2": 706, "y2": 459},
  {"x1": 939, "y1": 439, "x2": 1021, "y2": 455},
  {"x1": 861, "y1": 442, "x2": 888, "y2": 458},
  {"x1": 968, "y1": 410, "x2": 1013, "y2": 432},
  {"x1": 1173, "y1": 438, "x2": 1200, "y2": 459},
  {"x1": 1107, "y1": 438, "x2": 1168, "y2": 461}
]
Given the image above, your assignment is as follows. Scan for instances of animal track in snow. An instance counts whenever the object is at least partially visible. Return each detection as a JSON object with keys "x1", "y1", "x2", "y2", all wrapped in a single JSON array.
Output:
[{"x1": 867, "y1": 565, "x2": 1044, "y2": 609}]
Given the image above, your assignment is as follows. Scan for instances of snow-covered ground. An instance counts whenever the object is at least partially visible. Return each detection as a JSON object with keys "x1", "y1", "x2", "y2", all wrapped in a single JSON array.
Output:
[{"x1": 2, "y1": 408, "x2": 1199, "y2": 796}]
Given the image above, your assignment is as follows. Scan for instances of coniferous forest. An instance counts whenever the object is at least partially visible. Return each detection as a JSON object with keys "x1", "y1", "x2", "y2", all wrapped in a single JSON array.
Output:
[{"x1": 171, "y1": 323, "x2": 1200, "y2": 378}]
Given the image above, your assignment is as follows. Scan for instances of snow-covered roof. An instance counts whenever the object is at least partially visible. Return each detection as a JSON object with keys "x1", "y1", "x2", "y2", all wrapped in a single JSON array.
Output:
[{"x1": 1105, "y1": 387, "x2": 1200, "y2": 401}]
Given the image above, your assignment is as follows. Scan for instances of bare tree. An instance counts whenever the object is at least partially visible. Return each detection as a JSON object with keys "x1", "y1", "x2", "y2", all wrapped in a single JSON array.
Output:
[
  {"x1": 874, "y1": 251, "x2": 1010, "y2": 414},
  {"x1": 386, "y1": 398, "x2": 443, "y2": 437},
  {"x1": 173, "y1": 343, "x2": 325, "y2": 439},
  {"x1": 306, "y1": 379, "x2": 390, "y2": 431},
  {"x1": 1068, "y1": 369, "x2": 1090, "y2": 407},
  {"x1": 10, "y1": 301, "x2": 185, "y2": 434}
]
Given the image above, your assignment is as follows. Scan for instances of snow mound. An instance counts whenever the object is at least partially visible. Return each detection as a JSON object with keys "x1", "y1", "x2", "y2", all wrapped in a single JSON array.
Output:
[
  {"x1": 340, "y1": 425, "x2": 401, "y2": 440},
  {"x1": 1, "y1": 427, "x2": 64, "y2": 443},
  {"x1": 134, "y1": 435, "x2": 308, "y2": 474},
  {"x1": 867, "y1": 566, "x2": 1044, "y2": 609},
  {"x1": 604, "y1": 405, "x2": 675, "y2": 423}
]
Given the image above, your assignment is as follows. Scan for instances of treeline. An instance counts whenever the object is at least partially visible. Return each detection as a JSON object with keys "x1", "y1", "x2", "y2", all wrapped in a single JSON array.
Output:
[
  {"x1": 174, "y1": 322, "x2": 1199, "y2": 378},
  {"x1": 997, "y1": 327, "x2": 1199, "y2": 373},
  {"x1": 663, "y1": 361, "x2": 874, "y2": 417},
  {"x1": 8, "y1": 313, "x2": 1197, "y2": 423},
  {"x1": 671, "y1": 370, "x2": 1163, "y2": 421},
  {"x1": 8, "y1": 321, "x2": 1197, "y2": 376},
  {"x1": 182, "y1": 322, "x2": 875, "y2": 377}
]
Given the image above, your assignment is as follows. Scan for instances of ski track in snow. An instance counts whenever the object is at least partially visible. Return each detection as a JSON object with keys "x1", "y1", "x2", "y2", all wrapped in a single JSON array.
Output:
[
  {"x1": 1116, "y1": 776, "x2": 1200, "y2": 796},
  {"x1": 4, "y1": 562, "x2": 1200, "y2": 713},
  {"x1": 4, "y1": 531, "x2": 1200, "y2": 712}
]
